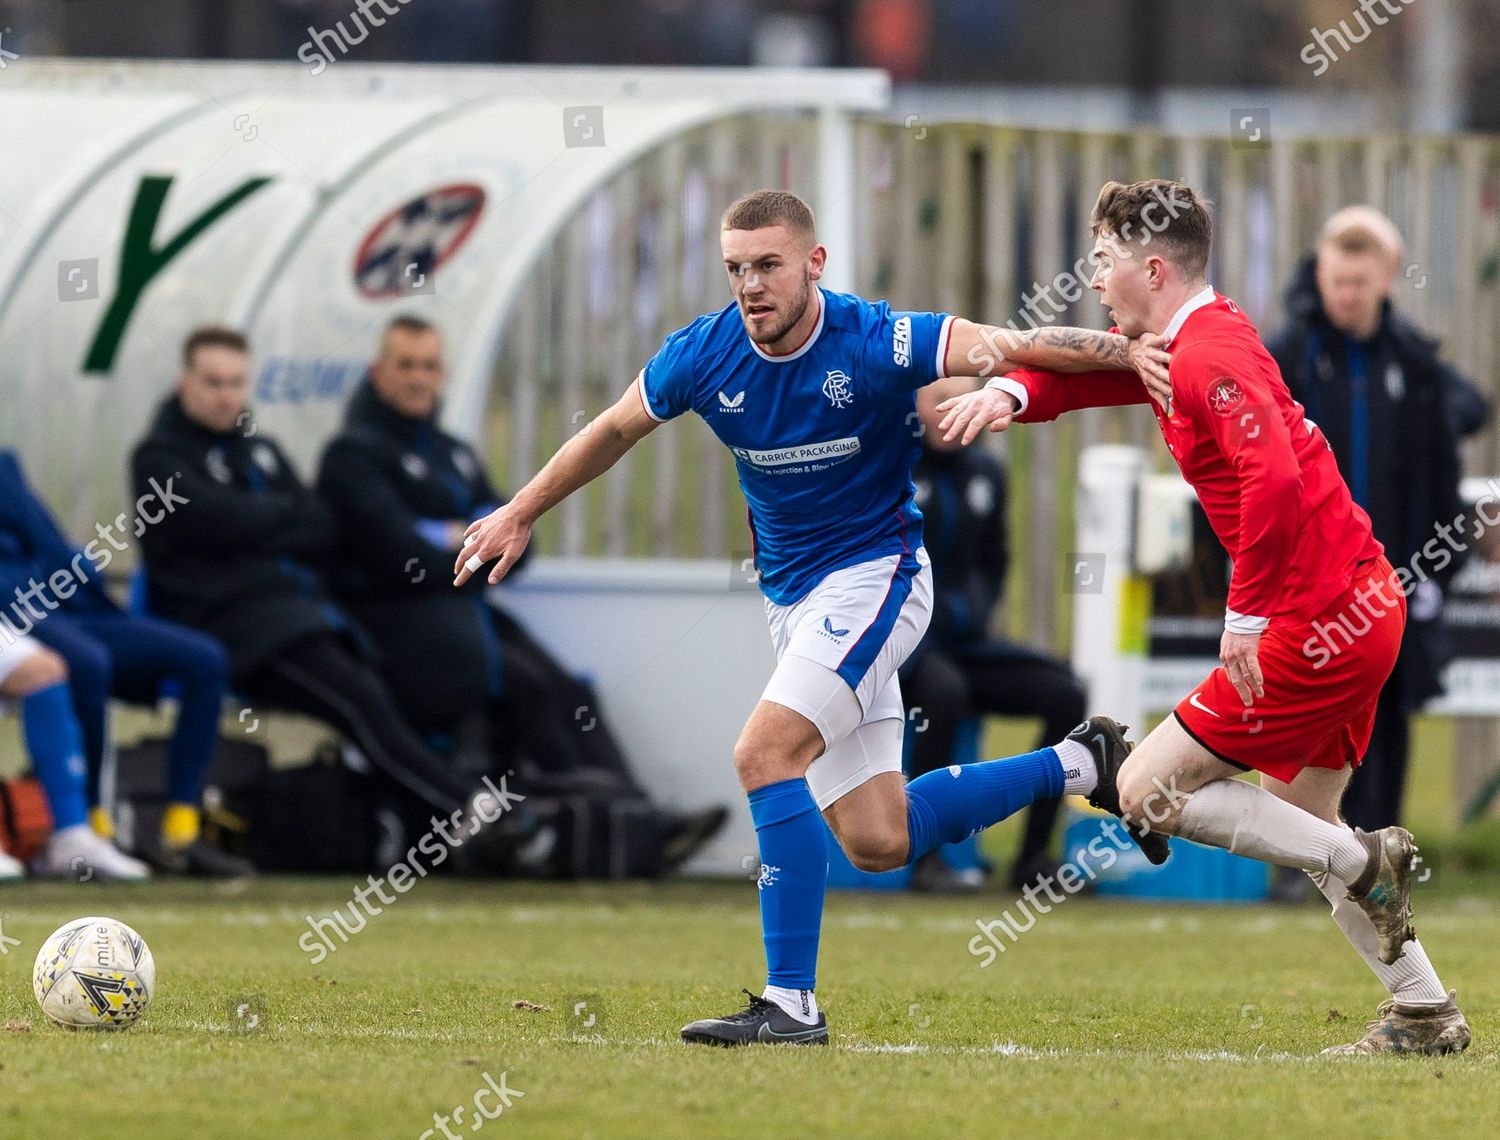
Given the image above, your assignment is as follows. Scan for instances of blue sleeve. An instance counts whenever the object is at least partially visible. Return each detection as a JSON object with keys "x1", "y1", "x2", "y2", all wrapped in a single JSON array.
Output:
[
  {"x1": 640, "y1": 321, "x2": 701, "y2": 422},
  {"x1": 0, "y1": 450, "x2": 114, "y2": 609},
  {"x1": 861, "y1": 302, "x2": 954, "y2": 392}
]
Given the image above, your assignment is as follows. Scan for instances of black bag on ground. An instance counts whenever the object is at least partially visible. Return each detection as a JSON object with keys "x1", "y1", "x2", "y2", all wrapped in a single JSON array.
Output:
[
  {"x1": 522, "y1": 795, "x2": 668, "y2": 880},
  {"x1": 247, "y1": 747, "x2": 382, "y2": 873},
  {"x1": 111, "y1": 736, "x2": 270, "y2": 859},
  {"x1": 114, "y1": 737, "x2": 384, "y2": 872},
  {"x1": 113, "y1": 736, "x2": 674, "y2": 878}
]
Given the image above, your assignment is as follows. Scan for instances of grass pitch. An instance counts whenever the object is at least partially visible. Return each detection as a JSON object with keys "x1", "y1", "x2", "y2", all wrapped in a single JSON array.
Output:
[{"x1": 1, "y1": 868, "x2": 1497, "y2": 1139}]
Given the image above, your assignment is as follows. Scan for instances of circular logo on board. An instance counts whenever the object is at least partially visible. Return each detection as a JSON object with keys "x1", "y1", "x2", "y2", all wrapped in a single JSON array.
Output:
[{"x1": 353, "y1": 183, "x2": 485, "y2": 299}]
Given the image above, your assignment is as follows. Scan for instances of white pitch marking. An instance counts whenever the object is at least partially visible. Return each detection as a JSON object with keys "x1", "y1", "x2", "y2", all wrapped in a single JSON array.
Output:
[{"x1": 571, "y1": 1036, "x2": 1319, "y2": 1063}]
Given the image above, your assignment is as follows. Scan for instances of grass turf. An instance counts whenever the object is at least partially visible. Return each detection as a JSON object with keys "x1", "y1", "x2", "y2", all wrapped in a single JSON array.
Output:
[{"x1": 1, "y1": 872, "x2": 1497, "y2": 1139}]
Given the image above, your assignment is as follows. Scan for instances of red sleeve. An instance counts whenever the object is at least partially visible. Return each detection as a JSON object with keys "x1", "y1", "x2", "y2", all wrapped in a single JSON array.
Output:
[
  {"x1": 1173, "y1": 345, "x2": 1301, "y2": 626},
  {"x1": 997, "y1": 368, "x2": 1151, "y2": 423}
]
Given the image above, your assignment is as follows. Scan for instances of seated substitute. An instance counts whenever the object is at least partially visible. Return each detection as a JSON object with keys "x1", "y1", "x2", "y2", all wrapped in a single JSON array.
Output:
[
  {"x1": 0, "y1": 634, "x2": 149, "y2": 880},
  {"x1": 901, "y1": 377, "x2": 1087, "y2": 892},
  {"x1": 0, "y1": 448, "x2": 246, "y2": 877},
  {"x1": 130, "y1": 325, "x2": 522, "y2": 867},
  {"x1": 316, "y1": 315, "x2": 727, "y2": 871}
]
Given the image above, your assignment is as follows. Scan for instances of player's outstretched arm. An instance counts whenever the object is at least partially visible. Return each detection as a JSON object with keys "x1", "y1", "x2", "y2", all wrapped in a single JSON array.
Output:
[
  {"x1": 935, "y1": 385, "x2": 1021, "y2": 446},
  {"x1": 454, "y1": 374, "x2": 660, "y2": 586},
  {"x1": 944, "y1": 319, "x2": 1172, "y2": 393}
]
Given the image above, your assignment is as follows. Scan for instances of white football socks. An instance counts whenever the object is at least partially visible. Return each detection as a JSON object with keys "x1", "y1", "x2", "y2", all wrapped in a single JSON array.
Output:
[
  {"x1": 1308, "y1": 870, "x2": 1449, "y2": 1007},
  {"x1": 1054, "y1": 738, "x2": 1098, "y2": 796},
  {"x1": 1175, "y1": 779, "x2": 1370, "y2": 881},
  {"x1": 762, "y1": 985, "x2": 820, "y2": 1025}
]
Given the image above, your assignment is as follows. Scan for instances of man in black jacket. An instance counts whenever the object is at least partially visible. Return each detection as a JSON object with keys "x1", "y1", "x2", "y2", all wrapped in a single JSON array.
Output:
[
  {"x1": 131, "y1": 326, "x2": 519, "y2": 864},
  {"x1": 317, "y1": 316, "x2": 726, "y2": 872},
  {"x1": 900, "y1": 376, "x2": 1087, "y2": 892},
  {"x1": 1266, "y1": 206, "x2": 1490, "y2": 849}
]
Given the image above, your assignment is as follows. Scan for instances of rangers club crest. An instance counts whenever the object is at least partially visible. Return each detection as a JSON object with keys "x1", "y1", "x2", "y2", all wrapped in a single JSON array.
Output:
[
  {"x1": 1208, "y1": 376, "x2": 1246, "y2": 415},
  {"x1": 822, "y1": 369, "x2": 854, "y2": 409}
]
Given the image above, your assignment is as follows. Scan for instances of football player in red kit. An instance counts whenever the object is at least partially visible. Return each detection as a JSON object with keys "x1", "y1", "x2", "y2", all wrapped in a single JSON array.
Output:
[{"x1": 937, "y1": 179, "x2": 1470, "y2": 1056}]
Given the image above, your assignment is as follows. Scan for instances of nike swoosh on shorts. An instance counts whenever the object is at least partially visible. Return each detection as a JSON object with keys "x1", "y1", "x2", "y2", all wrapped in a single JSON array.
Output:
[{"x1": 1188, "y1": 692, "x2": 1221, "y2": 718}]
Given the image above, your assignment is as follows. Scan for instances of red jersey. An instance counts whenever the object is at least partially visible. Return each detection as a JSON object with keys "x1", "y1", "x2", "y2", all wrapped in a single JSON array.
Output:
[{"x1": 1000, "y1": 289, "x2": 1382, "y2": 628}]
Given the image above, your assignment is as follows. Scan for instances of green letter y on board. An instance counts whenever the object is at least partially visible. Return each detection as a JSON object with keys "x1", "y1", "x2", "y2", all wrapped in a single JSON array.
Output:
[{"x1": 82, "y1": 174, "x2": 273, "y2": 374}]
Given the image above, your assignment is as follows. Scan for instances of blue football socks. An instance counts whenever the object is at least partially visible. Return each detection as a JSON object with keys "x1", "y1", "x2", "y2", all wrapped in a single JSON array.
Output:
[
  {"x1": 21, "y1": 682, "x2": 90, "y2": 830},
  {"x1": 905, "y1": 748, "x2": 1065, "y2": 862},
  {"x1": 747, "y1": 777, "x2": 827, "y2": 991}
]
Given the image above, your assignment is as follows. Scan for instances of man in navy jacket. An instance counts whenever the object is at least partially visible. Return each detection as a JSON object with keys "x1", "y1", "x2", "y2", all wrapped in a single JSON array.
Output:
[{"x1": 1266, "y1": 207, "x2": 1490, "y2": 842}]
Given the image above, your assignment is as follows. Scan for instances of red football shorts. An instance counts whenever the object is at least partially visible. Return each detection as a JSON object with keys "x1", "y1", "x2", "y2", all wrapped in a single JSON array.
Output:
[{"x1": 1173, "y1": 556, "x2": 1406, "y2": 784}]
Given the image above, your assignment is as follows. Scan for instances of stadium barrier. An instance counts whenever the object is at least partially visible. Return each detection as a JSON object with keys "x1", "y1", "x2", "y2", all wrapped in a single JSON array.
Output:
[{"x1": 502, "y1": 558, "x2": 770, "y2": 877}]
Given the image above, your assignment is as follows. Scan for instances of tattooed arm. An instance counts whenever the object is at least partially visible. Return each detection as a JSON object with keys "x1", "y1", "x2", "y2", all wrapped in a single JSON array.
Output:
[
  {"x1": 945, "y1": 320, "x2": 1120, "y2": 375},
  {"x1": 942, "y1": 318, "x2": 1171, "y2": 394}
]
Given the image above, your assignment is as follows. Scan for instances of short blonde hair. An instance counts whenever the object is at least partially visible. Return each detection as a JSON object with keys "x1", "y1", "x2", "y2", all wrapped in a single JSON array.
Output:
[{"x1": 1318, "y1": 206, "x2": 1402, "y2": 264}]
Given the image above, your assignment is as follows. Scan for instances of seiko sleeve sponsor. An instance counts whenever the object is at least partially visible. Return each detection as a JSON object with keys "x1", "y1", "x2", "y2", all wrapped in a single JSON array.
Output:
[{"x1": 893, "y1": 315, "x2": 912, "y2": 367}]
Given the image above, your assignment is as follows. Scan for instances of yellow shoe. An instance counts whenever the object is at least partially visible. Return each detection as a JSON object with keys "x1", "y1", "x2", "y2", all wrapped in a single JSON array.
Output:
[
  {"x1": 161, "y1": 803, "x2": 202, "y2": 850},
  {"x1": 89, "y1": 805, "x2": 115, "y2": 840}
]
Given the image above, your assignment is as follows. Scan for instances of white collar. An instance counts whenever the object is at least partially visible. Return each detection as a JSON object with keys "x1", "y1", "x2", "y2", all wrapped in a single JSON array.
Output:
[
  {"x1": 1160, "y1": 285, "x2": 1217, "y2": 347},
  {"x1": 749, "y1": 287, "x2": 826, "y2": 363}
]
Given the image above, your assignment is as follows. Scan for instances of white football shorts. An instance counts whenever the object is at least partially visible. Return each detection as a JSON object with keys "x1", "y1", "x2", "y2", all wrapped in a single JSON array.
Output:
[
  {"x1": 760, "y1": 547, "x2": 932, "y2": 809},
  {"x1": 0, "y1": 631, "x2": 42, "y2": 691}
]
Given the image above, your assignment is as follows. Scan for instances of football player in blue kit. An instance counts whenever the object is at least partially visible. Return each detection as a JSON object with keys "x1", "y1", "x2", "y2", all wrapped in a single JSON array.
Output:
[{"x1": 457, "y1": 190, "x2": 1170, "y2": 1046}]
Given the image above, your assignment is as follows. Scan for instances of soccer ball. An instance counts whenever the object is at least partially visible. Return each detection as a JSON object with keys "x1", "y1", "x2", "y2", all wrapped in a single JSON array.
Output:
[{"x1": 33, "y1": 916, "x2": 155, "y2": 1030}]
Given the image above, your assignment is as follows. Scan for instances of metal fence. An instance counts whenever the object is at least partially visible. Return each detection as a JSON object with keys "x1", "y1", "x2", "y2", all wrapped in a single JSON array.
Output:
[{"x1": 489, "y1": 116, "x2": 1500, "y2": 654}]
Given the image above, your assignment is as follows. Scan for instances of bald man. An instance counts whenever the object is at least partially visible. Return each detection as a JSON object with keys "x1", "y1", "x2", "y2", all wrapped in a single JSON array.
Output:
[{"x1": 1266, "y1": 206, "x2": 1488, "y2": 856}]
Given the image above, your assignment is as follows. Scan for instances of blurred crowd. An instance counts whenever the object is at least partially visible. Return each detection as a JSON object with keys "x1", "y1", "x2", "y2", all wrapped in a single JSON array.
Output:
[{"x1": 3, "y1": 0, "x2": 1498, "y2": 131}]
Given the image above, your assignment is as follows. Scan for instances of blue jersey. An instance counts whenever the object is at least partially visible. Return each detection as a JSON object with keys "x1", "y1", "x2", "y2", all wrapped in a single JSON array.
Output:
[{"x1": 640, "y1": 287, "x2": 953, "y2": 605}]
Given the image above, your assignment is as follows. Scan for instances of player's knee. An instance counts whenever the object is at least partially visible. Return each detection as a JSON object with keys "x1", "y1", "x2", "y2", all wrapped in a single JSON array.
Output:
[
  {"x1": 1, "y1": 647, "x2": 68, "y2": 696},
  {"x1": 1115, "y1": 766, "x2": 1156, "y2": 823},
  {"x1": 842, "y1": 829, "x2": 908, "y2": 873},
  {"x1": 732, "y1": 737, "x2": 804, "y2": 792}
]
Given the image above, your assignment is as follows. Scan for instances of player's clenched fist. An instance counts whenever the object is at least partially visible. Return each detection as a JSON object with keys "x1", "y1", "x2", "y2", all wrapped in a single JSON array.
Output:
[
  {"x1": 454, "y1": 503, "x2": 532, "y2": 587},
  {"x1": 935, "y1": 386, "x2": 1018, "y2": 445}
]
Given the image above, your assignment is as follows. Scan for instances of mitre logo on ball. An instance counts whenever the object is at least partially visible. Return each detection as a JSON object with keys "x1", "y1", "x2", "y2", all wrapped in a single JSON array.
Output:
[{"x1": 34, "y1": 916, "x2": 156, "y2": 1031}]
